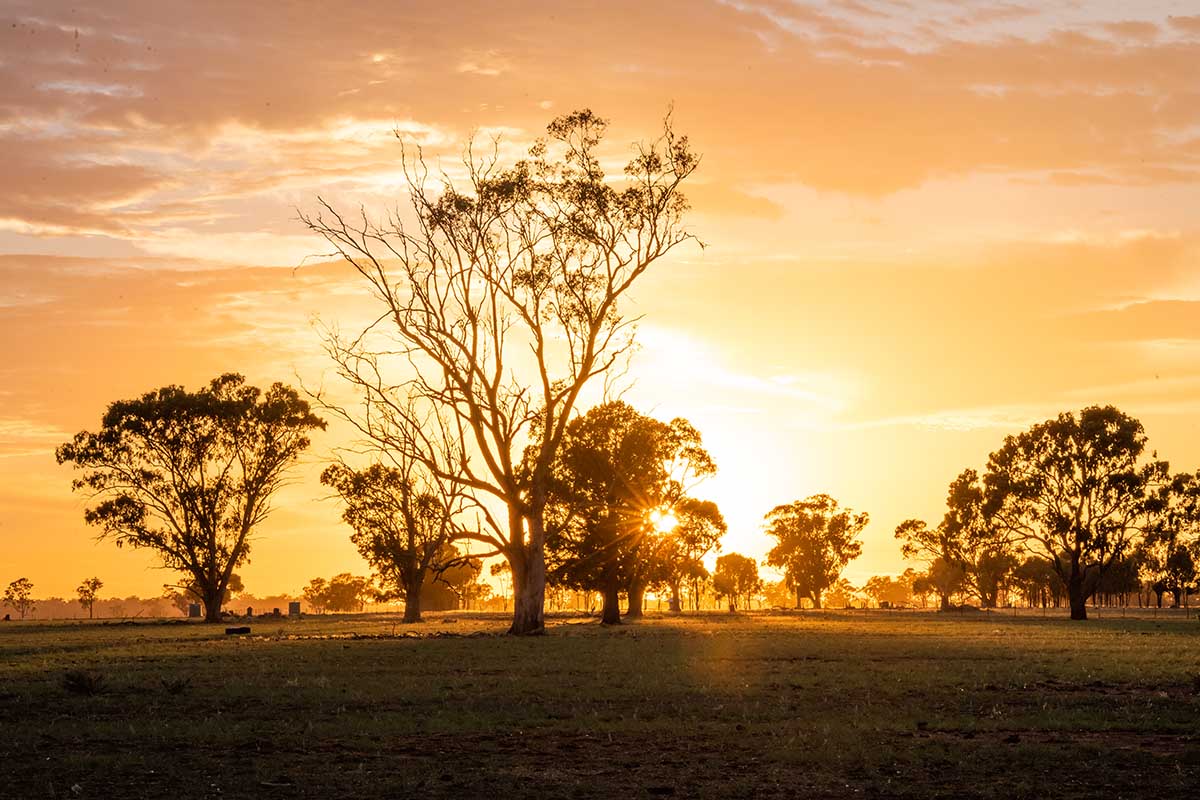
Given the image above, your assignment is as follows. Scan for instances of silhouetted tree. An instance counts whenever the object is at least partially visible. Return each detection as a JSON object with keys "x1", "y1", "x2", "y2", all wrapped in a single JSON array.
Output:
[
  {"x1": 322, "y1": 460, "x2": 466, "y2": 623},
  {"x1": 76, "y1": 577, "x2": 103, "y2": 619},
  {"x1": 302, "y1": 578, "x2": 329, "y2": 613},
  {"x1": 57, "y1": 374, "x2": 324, "y2": 622},
  {"x1": 3, "y1": 578, "x2": 35, "y2": 619},
  {"x1": 1141, "y1": 470, "x2": 1200, "y2": 607},
  {"x1": 765, "y1": 495, "x2": 866, "y2": 609},
  {"x1": 1010, "y1": 556, "x2": 1064, "y2": 608},
  {"x1": 824, "y1": 577, "x2": 859, "y2": 609},
  {"x1": 647, "y1": 498, "x2": 726, "y2": 613},
  {"x1": 437, "y1": 546, "x2": 484, "y2": 609},
  {"x1": 912, "y1": 558, "x2": 966, "y2": 611},
  {"x1": 1095, "y1": 553, "x2": 1144, "y2": 607},
  {"x1": 985, "y1": 406, "x2": 1166, "y2": 620},
  {"x1": 895, "y1": 471, "x2": 1016, "y2": 609},
  {"x1": 302, "y1": 110, "x2": 700, "y2": 634},
  {"x1": 941, "y1": 470, "x2": 1018, "y2": 607},
  {"x1": 713, "y1": 553, "x2": 759, "y2": 611},
  {"x1": 322, "y1": 573, "x2": 372, "y2": 612},
  {"x1": 544, "y1": 402, "x2": 714, "y2": 624},
  {"x1": 490, "y1": 561, "x2": 513, "y2": 611},
  {"x1": 862, "y1": 571, "x2": 915, "y2": 607}
]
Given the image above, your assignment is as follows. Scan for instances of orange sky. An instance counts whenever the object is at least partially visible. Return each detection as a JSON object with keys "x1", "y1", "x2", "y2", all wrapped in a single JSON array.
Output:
[{"x1": 3, "y1": 1, "x2": 1200, "y2": 599}]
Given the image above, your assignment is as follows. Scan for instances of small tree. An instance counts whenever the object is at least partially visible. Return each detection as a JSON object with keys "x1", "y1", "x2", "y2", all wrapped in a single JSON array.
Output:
[
  {"x1": 322, "y1": 460, "x2": 465, "y2": 623},
  {"x1": 713, "y1": 553, "x2": 759, "y2": 611},
  {"x1": 490, "y1": 561, "x2": 513, "y2": 611},
  {"x1": 895, "y1": 471, "x2": 1017, "y2": 609},
  {"x1": 323, "y1": 573, "x2": 372, "y2": 612},
  {"x1": 1141, "y1": 470, "x2": 1200, "y2": 607},
  {"x1": 765, "y1": 495, "x2": 867, "y2": 609},
  {"x1": 648, "y1": 498, "x2": 726, "y2": 613},
  {"x1": 912, "y1": 558, "x2": 966, "y2": 610},
  {"x1": 76, "y1": 577, "x2": 103, "y2": 619},
  {"x1": 862, "y1": 574, "x2": 912, "y2": 607},
  {"x1": 57, "y1": 374, "x2": 325, "y2": 622},
  {"x1": 823, "y1": 578, "x2": 859, "y2": 609},
  {"x1": 3, "y1": 578, "x2": 35, "y2": 619},
  {"x1": 437, "y1": 546, "x2": 484, "y2": 609},
  {"x1": 544, "y1": 402, "x2": 714, "y2": 624},
  {"x1": 302, "y1": 578, "x2": 329, "y2": 613}
]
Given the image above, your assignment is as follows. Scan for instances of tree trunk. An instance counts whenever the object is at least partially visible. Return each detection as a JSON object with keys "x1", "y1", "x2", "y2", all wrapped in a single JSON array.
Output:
[
  {"x1": 795, "y1": 587, "x2": 803, "y2": 610},
  {"x1": 668, "y1": 581, "x2": 682, "y2": 613},
  {"x1": 939, "y1": 593, "x2": 950, "y2": 611},
  {"x1": 600, "y1": 582, "x2": 622, "y2": 625},
  {"x1": 811, "y1": 590, "x2": 822, "y2": 610},
  {"x1": 202, "y1": 582, "x2": 223, "y2": 623},
  {"x1": 625, "y1": 581, "x2": 646, "y2": 619},
  {"x1": 508, "y1": 512, "x2": 546, "y2": 635},
  {"x1": 1067, "y1": 571, "x2": 1088, "y2": 620},
  {"x1": 403, "y1": 578, "x2": 423, "y2": 623}
]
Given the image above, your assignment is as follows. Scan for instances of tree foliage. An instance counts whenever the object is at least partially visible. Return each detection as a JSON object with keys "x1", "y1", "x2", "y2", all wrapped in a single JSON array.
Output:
[
  {"x1": 764, "y1": 495, "x2": 867, "y2": 609},
  {"x1": 544, "y1": 401, "x2": 716, "y2": 623},
  {"x1": 303, "y1": 574, "x2": 374, "y2": 613},
  {"x1": 57, "y1": 374, "x2": 324, "y2": 622},
  {"x1": 895, "y1": 470, "x2": 1017, "y2": 609},
  {"x1": 3, "y1": 577, "x2": 35, "y2": 619},
  {"x1": 322, "y1": 460, "x2": 465, "y2": 622},
  {"x1": 712, "y1": 553, "x2": 760, "y2": 611},
  {"x1": 647, "y1": 497, "x2": 726, "y2": 612},
  {"x1": 76, "y1": 577, "x2": 103, "y2": 619},
  {"x1": 302, "y1": 110, "x2": 700, "y2": 634},
  {"x1": 984, "y1": 406, "x2": 1165, "y2": 619},
  {"x1": 1140, "y1": 470, "x2": 1200, "y2": 607}
]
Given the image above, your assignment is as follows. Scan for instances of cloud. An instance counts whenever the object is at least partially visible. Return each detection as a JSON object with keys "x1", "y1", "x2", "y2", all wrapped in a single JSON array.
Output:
[
  {"x1": 836, "y1": 405, "x2": 1049, "y2": 433},
  {"x1": 0, "y1": 0, "x2": 1196, "y2": 252},
  {"x1": 0, "y1": 418, "x2": 72, "y2": 458},
  {"x1": 1067, "y1": 299, "x2": 1200, "y2": 343},
  {"x1": 1167, "y1": 15, "x2": 1200, "y2": 35},
  {"x1": 1102, "y1": 20, "x2": 1160, "y2": 41}
]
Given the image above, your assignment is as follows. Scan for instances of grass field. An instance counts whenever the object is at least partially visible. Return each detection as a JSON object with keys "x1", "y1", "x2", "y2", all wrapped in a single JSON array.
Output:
[{"x1": 3, "y1": 610, "x2": 1200, "y2": 799}]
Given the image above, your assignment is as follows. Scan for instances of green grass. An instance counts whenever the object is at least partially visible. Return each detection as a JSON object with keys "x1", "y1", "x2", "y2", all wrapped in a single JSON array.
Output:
[{"x1": 4, "y1": 610, "x2": 1200, "y2": 798}]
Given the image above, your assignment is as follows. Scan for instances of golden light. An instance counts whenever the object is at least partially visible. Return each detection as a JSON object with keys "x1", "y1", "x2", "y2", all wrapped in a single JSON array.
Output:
[{"x1": 649, "y1": 508, "x2": 678, "y2": 534}]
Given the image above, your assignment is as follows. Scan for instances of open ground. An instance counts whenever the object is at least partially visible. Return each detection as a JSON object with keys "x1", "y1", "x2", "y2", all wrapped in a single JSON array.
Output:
[{"x1": 3, "y1": 611, "x2": 1200, "y2": 799}]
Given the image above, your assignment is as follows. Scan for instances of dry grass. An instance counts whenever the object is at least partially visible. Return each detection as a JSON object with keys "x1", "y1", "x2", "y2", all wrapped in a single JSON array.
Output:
[{"x1": 3, "y1": 609, "x2": 1199, "y2": 798}]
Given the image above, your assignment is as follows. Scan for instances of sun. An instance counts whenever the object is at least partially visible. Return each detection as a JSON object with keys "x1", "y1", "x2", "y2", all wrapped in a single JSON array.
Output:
[{"x1": 649, "y1": 508, "x2": 678, "y2": 534}]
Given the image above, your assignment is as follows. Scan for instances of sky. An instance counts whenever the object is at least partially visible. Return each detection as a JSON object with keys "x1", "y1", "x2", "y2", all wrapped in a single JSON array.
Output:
[{"x1": 3, "y1": 0, "x2": 1200, "y2": 599}]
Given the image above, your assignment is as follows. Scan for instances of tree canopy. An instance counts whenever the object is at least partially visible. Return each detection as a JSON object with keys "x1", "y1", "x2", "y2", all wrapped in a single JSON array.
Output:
[
  {"x1": 322, "y1": 460, "x2": 466, "y2": 623},
  {"x1": 984, "y1": 405, "x2": 1166, "y2": 620},
  {"x1": 713, "y1": 553, "x2": 760, "y2": 611},
  {"x1": 57, "y1": 374, "x2": 325, "y2": 622},
  {"x1": 3, "y1": 578, "x2": 35, "y2": 620},
  {"x1": 764, "y1": 495, "x2": 867, "y2": 609},
  {"x1": 544, "y1": 401, "x2": 716, "y2": 623},
  {"x1": 76, "y1": 577, "x2": 103, "y2": 619}
]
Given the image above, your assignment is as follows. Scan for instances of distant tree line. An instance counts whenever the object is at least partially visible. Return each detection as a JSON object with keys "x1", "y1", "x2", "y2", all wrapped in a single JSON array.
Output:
[{"x1": 894, "y1": 406, "x2": 1196, "y2": 620}]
